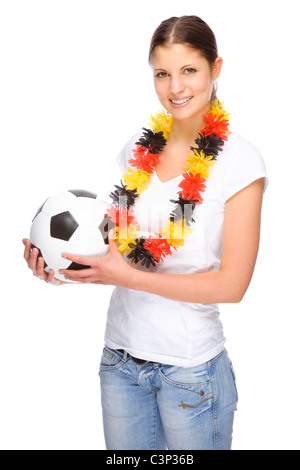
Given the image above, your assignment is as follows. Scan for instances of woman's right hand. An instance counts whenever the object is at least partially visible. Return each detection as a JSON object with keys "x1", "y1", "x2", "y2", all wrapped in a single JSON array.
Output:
[{"x1": 22, "y1": 238, "x2": 64, "y2": 286}]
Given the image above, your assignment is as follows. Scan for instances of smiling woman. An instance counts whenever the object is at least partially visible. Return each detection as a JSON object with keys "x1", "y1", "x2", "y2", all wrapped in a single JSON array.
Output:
[
  {"x1": 23, "y1": 15, "x2": 268, "y2": 451},
  {"x1": 151, "y1": 43, "x2": 223, "y2": 137},
  {"x1": 149, "y1": 16, "x2": 220, "y2": 100}
]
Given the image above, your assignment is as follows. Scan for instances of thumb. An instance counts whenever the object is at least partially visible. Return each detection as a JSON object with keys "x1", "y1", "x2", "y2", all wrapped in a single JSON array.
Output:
[{"x1": 108, "y1": 229, "x2": 119, "y2": 252}]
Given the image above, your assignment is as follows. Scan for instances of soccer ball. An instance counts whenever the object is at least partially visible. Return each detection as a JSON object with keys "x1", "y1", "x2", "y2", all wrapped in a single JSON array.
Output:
[{"x1": 30, "y1": 189, "x2": 114, "y2": 282}]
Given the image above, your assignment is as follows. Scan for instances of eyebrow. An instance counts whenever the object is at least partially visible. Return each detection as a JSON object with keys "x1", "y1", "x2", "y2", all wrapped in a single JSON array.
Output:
[
  {"x1": 181, "y1": 64, "x2": 197, "y2": 69},
  {"x1": 154, "y1": 63, "x2": 198, "y2": 72}
]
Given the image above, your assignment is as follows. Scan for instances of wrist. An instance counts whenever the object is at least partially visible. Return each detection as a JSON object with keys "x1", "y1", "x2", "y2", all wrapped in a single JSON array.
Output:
[{"x1": 124, "y1": 265, "x2": 145, "y2": 291}]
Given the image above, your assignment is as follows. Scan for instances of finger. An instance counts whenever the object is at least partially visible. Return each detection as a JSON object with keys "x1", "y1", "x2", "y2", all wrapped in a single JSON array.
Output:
[
  {"x1": 108, "y1": 228, "x2": 116, "y2": 240},
  {"x1": 60, "y1": 267, "x2": 93, "y2": 280},
  {"x1": 61, "y1": 252, "x2": 95, "y2": 267},
  {"x1": 23, "y1": 239, "x2": 32, "y2": 262},
  {"x1": 28, "y1": 247, "x2": 39, "y2": 274},
  {"x1": 47, "y1": 269, "x2": 55, "y2": 282},
  {"x1": 63, "y1": 273, "x2": 89, "y2": 283},
  {"x1": 36, "y1": 256, "x2": 47, "y2": 280},
  {"x1": 47, "y1": 269, "x2": 60, "y2": 285},
  {"x1": 107, "y1": 230, "x2": 120, "y2": 255}
]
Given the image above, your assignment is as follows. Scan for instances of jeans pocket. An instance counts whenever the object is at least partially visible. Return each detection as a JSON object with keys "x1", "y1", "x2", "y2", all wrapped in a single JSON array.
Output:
[
  {"x1": 159, "y1": 365, "x2": 213, "y2": 415},
  {"x1": 99, "y1": 346, "x2": 123, "y2": 372}
]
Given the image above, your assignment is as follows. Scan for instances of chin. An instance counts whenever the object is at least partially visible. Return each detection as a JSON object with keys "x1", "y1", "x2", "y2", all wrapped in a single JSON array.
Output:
[{"x1": 168, "y1": 106, "x2": 199, "y2": 121}]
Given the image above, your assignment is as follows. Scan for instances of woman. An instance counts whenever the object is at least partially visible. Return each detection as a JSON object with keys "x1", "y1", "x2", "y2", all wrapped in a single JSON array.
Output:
[{"x1": 23, "y1": 16, "x2": 268, "y2": 450}]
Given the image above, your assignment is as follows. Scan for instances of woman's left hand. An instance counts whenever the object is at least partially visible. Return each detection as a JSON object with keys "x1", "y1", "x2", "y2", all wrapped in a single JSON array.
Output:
[{"x1": 59, "y1": 231, "x2": 134, "y2": 287}]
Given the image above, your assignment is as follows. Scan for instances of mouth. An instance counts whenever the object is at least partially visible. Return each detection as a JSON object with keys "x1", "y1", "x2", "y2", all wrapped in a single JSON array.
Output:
[{"x1": 169, "y1": 96, "x2": 193, "y2": 107}]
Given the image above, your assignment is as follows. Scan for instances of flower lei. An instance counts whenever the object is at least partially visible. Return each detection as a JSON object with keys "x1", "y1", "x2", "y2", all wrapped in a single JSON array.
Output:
[{"x1": 106, "y1": 99, "x2": 230, "y2": 268}]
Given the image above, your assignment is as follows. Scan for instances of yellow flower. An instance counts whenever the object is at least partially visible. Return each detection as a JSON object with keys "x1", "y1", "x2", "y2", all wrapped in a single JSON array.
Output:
[
  {"x1": 116, "y1": 224, "x2": 138, "y2": 255},
  {"x1": 184, "y1": 150, "x2": 216, "y2": 178},
  {"x1": 123, "y1": 169, "x2": 151, "y2": 194},
  {"x1": 210, "y1": 99, "x2": 231, "y2": 121},
  {"x1": 160, "y1": 220, "x2": 192, "y2": 249},
  {"x1": 148, "y1": 109, "x2": 173, "y2": 140}
]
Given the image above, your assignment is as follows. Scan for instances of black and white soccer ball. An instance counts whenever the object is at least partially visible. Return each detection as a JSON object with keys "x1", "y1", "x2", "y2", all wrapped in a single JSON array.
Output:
[{"x1": 30, "y1": 189, "x2": 114, "y2": 282}]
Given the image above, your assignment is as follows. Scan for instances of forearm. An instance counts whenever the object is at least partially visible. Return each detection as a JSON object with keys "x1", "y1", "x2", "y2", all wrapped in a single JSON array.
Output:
[
  {"x1": 129, "y1": 268, "x2": 244, "y2": 304},
  {"x1": 130, "y1": 179, "x2": 264, "y2": 305}
]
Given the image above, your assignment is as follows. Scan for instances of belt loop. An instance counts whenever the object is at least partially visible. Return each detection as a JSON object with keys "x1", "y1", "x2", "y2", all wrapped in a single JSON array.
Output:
[{"x1": 121, "y1": 350, "x2": 128, "y2": 362}]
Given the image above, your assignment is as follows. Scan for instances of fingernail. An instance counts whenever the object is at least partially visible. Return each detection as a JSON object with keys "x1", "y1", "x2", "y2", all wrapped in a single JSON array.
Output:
[{"x1": 26, "y1": 240, "x2": 30, "y2": 247}]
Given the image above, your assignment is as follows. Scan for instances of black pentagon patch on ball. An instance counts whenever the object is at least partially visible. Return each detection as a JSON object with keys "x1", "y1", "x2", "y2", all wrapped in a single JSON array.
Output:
[
  {"x1": 99, "y1": 215, "x2": 115, "y2": 245},
  {"x1": 66, "y1": 261, "x2": 91, "y2": 271},
  {"x1": 68, "y1": 189, "x2": 97, "y2": 199},
  {"x1": 50, "y1": 211, "x2": 79, "y2": 241}
]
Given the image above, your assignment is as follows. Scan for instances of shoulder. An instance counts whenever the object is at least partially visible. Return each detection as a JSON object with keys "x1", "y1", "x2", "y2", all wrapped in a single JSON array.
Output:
[
  {"x1": 224, "y1": 132, "x2": 261, "y2": 155},
  {"x1": 220, "y1": 132, "x2": 266, "y2": 170},
  {"x1": 116, "y1": 131, "x2": 144, "y2": 172},
  {"x1": 216, "y1": 133, "x2": 268, "y2": 201}
]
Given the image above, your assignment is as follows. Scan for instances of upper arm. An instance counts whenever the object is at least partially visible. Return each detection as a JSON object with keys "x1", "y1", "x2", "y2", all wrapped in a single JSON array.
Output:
[
  {"x1": 116, "y1": 132, "x2": 142, "y2": 172},
  {"x1": 219, "y1": 177, "x2": 265, "y2": 301}
]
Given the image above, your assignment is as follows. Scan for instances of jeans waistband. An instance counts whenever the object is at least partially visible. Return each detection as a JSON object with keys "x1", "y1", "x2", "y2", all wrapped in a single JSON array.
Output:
[
  {"x1": 116, "y1": 348, "x2": 225, "y2": 368},
  {"x1": 117, "y1": 349, "x2": 154, "y2": 366}
]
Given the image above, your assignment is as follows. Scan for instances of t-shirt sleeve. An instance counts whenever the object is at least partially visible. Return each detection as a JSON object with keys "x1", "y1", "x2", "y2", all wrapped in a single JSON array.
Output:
[
  {"x1": 221, "y1": 139, "x2": 269, "y2": 201},
  {"x1": 116, "y1": 132, "x2": 142, "y2": 173}
]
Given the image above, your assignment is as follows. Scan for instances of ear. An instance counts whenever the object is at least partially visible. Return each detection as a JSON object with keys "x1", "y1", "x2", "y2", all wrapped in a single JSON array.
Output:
[{"x1": 212, "y1": 57, "x2": 223, "y2": 81}]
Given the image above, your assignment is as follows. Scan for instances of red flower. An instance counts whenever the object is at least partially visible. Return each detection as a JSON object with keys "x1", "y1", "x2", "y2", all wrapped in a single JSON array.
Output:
[
  {"x1": 129, "y1": 145, "x2": 159, "y2": 173},
  {"x1": 106, "y1": 204, "x2": 136, "y2": 228},
  {"x1": 143, "y1": 236, "x2": 172, "y2": 263},
  {"x1": 203, "y1": 113, "x2": 229, "y2": 140},
  {"x1": 178, "y1": 172, "x2": 206, "y2": 202}
]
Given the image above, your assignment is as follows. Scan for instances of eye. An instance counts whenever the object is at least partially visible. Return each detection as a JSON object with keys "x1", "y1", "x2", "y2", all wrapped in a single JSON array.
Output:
[
  {"x1": 156, "y1": 72, "x2": 168, "y2": 78},
  {"x1": 184, "y1": 68, "x2": 197, "y2": 75}
]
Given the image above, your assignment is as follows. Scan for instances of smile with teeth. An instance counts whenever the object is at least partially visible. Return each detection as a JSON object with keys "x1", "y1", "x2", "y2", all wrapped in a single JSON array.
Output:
[{"x1": 170, "y1": 96, "x2": 193, "y2": 105}]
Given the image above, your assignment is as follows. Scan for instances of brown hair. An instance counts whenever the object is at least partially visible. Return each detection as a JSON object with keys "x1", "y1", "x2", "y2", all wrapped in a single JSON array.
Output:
[{"x1": 148, "y1": 16, "x2": 219, "y2": 100}]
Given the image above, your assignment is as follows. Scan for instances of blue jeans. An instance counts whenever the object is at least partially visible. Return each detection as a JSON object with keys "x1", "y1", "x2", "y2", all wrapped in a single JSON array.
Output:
[{"x1": 100, "y1": 347, "x2": 238, "y2": 450}]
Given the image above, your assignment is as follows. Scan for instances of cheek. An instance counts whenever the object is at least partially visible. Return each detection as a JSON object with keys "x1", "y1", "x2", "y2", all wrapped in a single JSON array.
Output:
[
  {"x1": 154, "y1": 80, "x2": 166, "y2": 99},
  {"x1": 193, "y1": 75, "x2": 213, "y2": 94}
]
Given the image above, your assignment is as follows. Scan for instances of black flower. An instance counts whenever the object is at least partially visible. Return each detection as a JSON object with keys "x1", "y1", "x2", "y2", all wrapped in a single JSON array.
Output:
[
  {"x1": 169, "y1": 194, "x2": 198, "y2": 226},
  {"x1": 127, "y1": 238, "x2": 157, "y2": 268},
  {"x1": 109, "y1": 181, "x2": 139, "y2": 209},
  {"x1": 190, "y1": 132, "x2": 224, "y2": 160},
  {"x1": 136, "y1": 128, "x2": 166, "y2": 154}
]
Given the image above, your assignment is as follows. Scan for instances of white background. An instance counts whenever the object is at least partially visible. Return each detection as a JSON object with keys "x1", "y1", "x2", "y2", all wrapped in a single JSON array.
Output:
[{"x1": 0, "y1": 0, "x2": 299, "y2": 450}]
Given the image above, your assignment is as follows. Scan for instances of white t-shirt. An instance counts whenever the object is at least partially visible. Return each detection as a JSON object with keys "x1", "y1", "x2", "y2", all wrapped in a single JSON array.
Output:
[{"x1": 104, "y1": 132, "x2": 268, "y2": 367}]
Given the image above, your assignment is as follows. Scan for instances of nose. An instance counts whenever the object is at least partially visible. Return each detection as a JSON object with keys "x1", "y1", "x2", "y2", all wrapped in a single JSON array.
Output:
[{"x1": 169, "y1": 74, "x2": 185, "y2": 96}]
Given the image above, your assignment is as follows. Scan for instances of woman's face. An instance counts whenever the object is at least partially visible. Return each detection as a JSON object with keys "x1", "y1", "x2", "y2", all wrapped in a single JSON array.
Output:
[{"x1": 151, "y1": 43, "x2": 222, "y2": 121}]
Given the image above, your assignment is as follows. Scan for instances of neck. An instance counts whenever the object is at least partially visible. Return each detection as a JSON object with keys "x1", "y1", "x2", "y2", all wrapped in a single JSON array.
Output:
[{"x1": 168, "y1": 105, "x2": 211, "y2": 146}]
